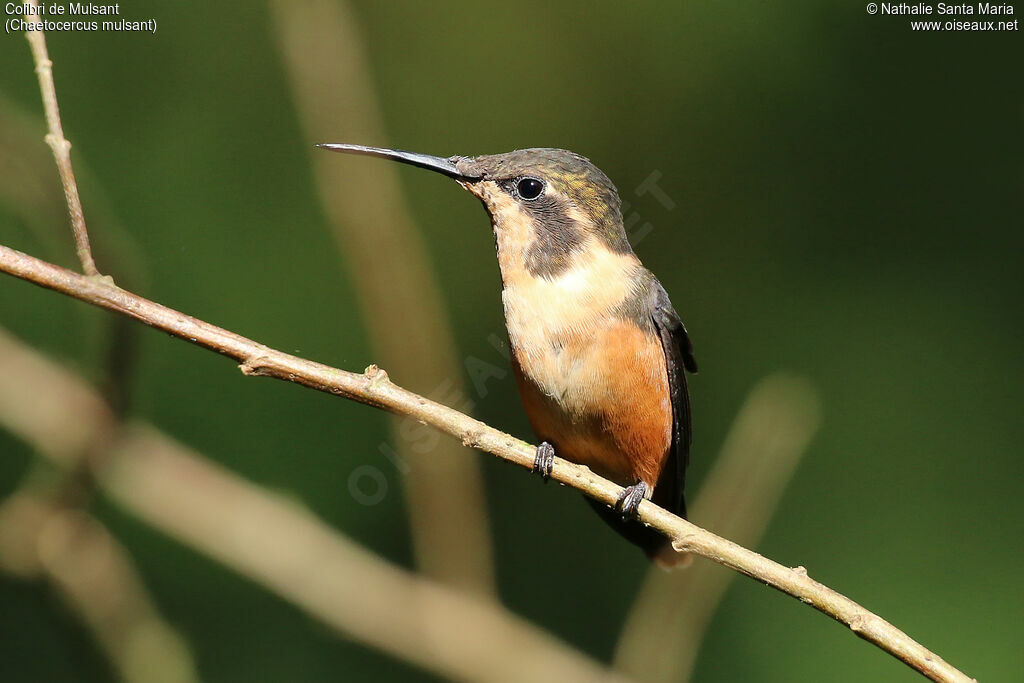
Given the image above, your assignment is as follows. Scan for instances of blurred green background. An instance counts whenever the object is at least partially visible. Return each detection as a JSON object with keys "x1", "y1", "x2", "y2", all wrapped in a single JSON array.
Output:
[{"x1": 1, "y1": 1, "x2": 1021, "y2": 681}]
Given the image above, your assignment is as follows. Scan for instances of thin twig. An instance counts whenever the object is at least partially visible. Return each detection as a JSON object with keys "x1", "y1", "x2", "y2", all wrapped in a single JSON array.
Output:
[
  {"x1": 270, "y1": 0, "x2": 496, "y2": 597},
  {"x1": 0, "y1": 328, "x2": 626, "y2": 683},
  {"x1": 614, "y1": 374, "x2": 821, "y2": 682},
  {"x1": 0, "y1": 245, "x2": 973, "y2": 683},
  {"x1": 23, "y1": 0, "x2": 100, "y2": 277}
]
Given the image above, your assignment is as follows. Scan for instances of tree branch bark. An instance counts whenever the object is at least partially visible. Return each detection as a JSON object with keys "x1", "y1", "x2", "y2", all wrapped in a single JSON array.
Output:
[{"x1": 0, "y1": 243, "x2": 973, "y2": 683}]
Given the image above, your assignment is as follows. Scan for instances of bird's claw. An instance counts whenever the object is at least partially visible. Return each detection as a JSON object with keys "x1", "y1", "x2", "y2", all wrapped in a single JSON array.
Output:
[
  {"x1": 533, "y1": 441, "x2": 555, "y2": 481},
  {"x1": 615, "y1": 481, "x2": 648, "y2": 521}
]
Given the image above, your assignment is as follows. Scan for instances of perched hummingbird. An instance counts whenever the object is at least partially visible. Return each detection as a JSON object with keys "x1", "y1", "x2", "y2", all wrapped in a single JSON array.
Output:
[{"x1": 319, "y1": 144, "x2": 697, "y2": 568}]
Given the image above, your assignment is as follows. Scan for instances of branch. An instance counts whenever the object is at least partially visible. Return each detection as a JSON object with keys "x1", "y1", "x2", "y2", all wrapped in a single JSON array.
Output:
[
  {"x1": 0, "y1": 245, "x2": 973, "y2": 683},
  {"x1": 0, "y1": 327, "x2": 625, "y2": 683},
  {"x1": 23, "y1": 0, "x2": 100, "y2": 277}
]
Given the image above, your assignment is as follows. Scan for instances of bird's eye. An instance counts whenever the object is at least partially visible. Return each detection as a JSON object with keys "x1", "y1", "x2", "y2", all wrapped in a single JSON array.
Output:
[{"x1": 516, "y1": 177, "x2": 544, "y2": 200}]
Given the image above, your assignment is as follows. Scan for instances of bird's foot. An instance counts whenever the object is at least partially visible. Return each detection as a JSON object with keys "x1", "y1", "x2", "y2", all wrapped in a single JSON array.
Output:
[
  {"x1": 533, "y1": 441, "x2": 555, "y2": 481},
  {"x1": 615, "y1": 481, "x2": 648, "y2": 521}
]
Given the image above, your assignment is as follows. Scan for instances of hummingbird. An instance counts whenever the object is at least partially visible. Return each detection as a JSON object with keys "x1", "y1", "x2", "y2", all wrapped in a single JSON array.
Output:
[{"x1": 319, "y1": 144, "x2": 697, "y2": 568}]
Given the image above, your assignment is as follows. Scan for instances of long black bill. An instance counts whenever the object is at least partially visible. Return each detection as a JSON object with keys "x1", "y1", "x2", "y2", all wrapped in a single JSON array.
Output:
[{"x1": 316, "y1": 143, "x2": 475, "y2": 179}]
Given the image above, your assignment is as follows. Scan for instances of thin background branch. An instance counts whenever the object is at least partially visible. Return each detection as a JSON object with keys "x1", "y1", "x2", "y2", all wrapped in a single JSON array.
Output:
[{"x1": 270, "y1": 0, "x2": 496, "y2": 597}]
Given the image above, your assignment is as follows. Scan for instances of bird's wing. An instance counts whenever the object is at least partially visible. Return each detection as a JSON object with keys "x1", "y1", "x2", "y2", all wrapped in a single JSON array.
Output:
[{"x1": 650, "y1": 279, "x2": 697, "y2": 519}]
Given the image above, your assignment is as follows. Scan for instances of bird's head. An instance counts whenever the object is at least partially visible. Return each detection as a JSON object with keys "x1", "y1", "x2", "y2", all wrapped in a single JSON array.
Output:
[{"x1": 317, "y1": 144, "x2": 634, "y2": 278}]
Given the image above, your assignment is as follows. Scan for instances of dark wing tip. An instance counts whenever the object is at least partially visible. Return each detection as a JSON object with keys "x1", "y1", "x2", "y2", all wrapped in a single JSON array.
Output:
[{"x1": 680, "y1": 325, "x2": 698, "y2": 373}]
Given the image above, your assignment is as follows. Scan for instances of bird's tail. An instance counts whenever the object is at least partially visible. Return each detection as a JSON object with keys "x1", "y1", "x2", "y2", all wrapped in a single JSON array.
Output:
[{"x1": 583, "y1": 496, "x2": 693, "y2": 570}]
